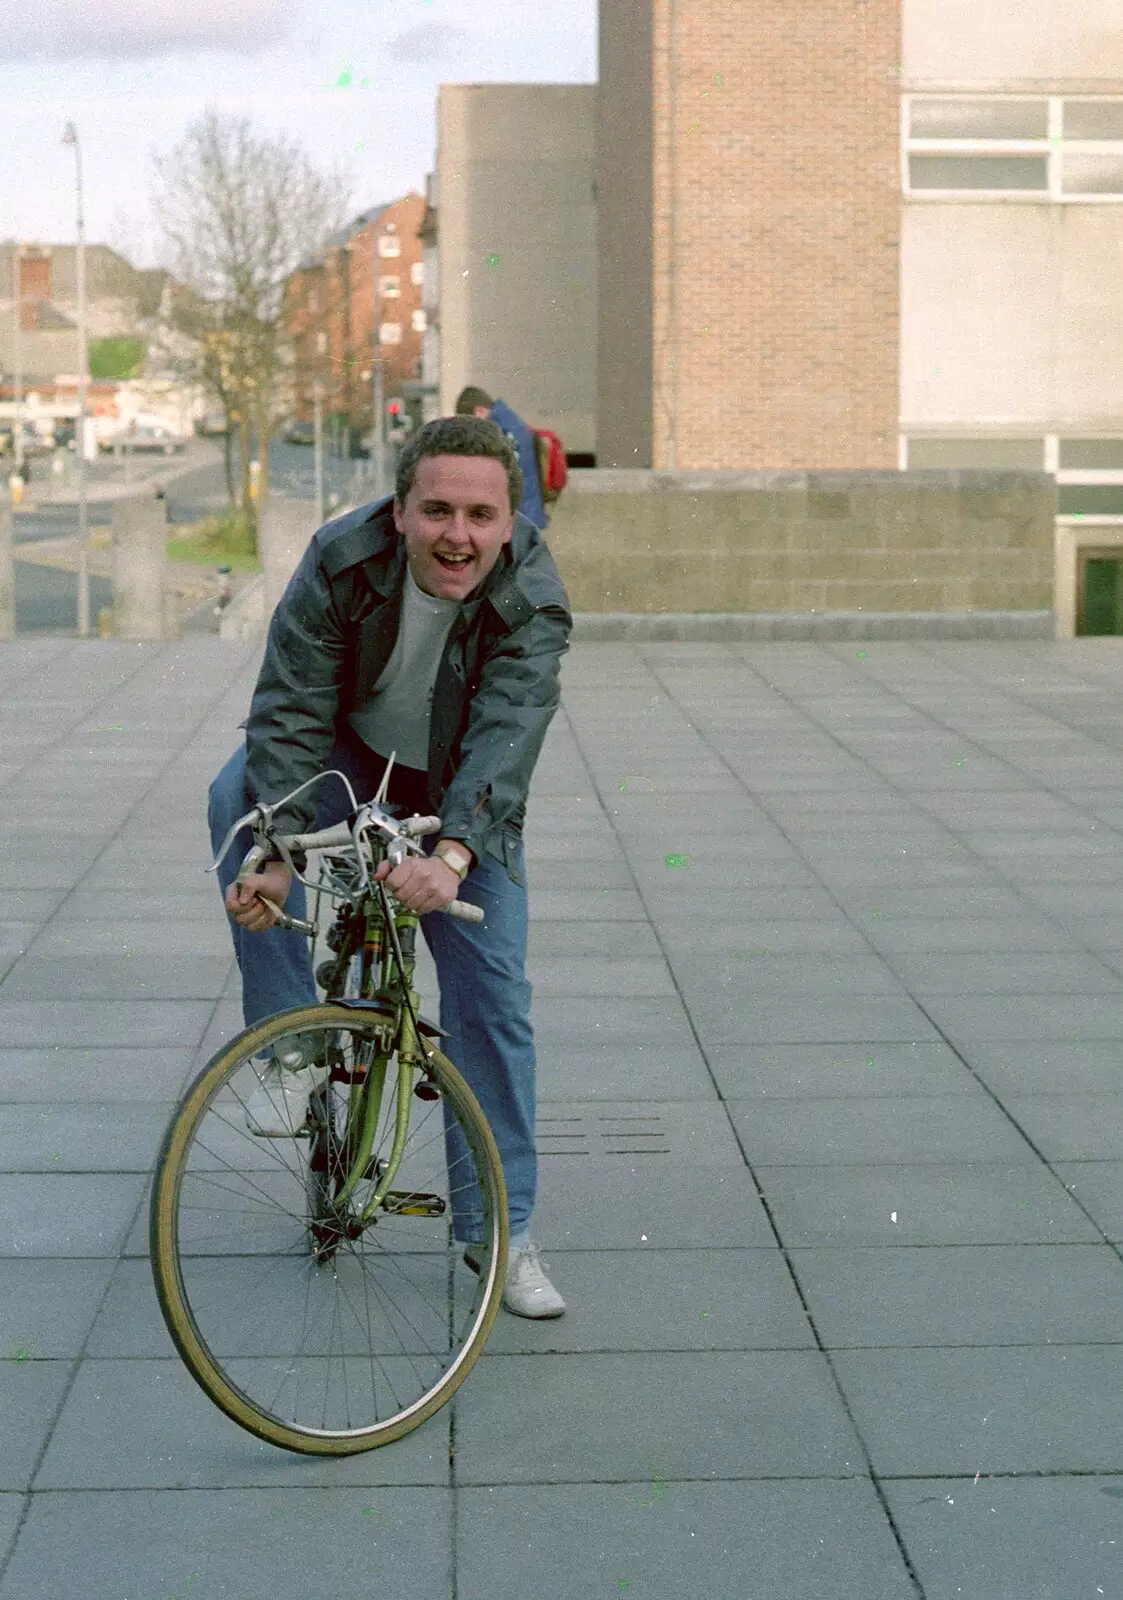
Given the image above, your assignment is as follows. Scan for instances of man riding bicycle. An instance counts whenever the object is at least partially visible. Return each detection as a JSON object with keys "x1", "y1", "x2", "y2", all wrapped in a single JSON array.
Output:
[{"x1": 207, "y1": 414, "x2": 571, "y2": 1318}]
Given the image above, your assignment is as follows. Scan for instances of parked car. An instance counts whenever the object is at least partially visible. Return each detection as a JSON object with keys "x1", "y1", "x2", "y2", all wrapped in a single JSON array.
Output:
[
  {"x1": 281, "y1": 418, "x2": 316, "y2": 446},
  {"x1": 127, "y1": 424, "x2": 188, "y2": 456},
  {"x1": 196, "y1": 410, "x2": 229, "y2": 437},
  {"x1": 0, "y1": 424, "x2": 49, "y2": 457}
]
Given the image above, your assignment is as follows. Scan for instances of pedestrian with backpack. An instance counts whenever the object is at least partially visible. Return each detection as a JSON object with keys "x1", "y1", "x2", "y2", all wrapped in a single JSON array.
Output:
[{"x1": 455, "y1": 386, "x2": 566, "y2": 530}]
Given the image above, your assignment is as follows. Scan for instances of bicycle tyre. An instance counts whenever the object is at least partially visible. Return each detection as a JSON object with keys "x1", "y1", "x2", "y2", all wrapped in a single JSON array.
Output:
[{"x1": 150, "y1": 1003, "x2": 508, "y2": 1455}]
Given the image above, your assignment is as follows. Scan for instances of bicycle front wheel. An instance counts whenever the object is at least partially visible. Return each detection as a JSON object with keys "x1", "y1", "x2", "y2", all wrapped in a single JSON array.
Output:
[{"x1": 150, "y1": 1004, "x2": 508, "y2": 1455}]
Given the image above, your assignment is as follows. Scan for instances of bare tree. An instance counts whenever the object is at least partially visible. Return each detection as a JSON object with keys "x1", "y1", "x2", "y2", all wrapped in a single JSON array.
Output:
[{"x1": 152, "y1": 110, "x2": 350, "y2": 521}]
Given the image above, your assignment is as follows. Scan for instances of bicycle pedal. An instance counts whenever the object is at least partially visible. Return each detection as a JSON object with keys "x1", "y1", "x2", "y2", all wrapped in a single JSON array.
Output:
[{"x1": 380, "y1": 1191, "x2": 447, "y2": 1218}]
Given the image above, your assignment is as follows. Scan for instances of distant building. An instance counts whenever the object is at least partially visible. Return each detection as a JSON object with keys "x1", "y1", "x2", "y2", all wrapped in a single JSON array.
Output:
[
  {"x1": 0, "y1": 240, "x2": 186, "y2": 384},
  {"x1": 284, "y1": 194, "x2": 427, "y2": 437}
]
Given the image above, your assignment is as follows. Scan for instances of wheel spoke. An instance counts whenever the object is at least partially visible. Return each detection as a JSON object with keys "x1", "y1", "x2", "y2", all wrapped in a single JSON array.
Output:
[{"x1": 151, "y1": 1009, "x2": 506, "y2": 1453}]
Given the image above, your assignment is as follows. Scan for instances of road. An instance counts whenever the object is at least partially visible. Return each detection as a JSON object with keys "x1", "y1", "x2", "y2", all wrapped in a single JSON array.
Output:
[{"x1": 11, "y1": 438, "x2": 377, "y2": 634}]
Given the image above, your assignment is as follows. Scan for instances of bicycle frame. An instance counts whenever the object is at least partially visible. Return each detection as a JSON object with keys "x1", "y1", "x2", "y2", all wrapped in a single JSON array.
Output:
[{"x1": 210, "y1": 769, "x2": 482, "y2": 1239}]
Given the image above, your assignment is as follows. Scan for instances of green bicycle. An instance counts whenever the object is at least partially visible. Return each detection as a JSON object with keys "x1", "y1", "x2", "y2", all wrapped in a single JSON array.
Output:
[{"x1": 149, "y1": 771, "x2": 509, "y2": 1455}]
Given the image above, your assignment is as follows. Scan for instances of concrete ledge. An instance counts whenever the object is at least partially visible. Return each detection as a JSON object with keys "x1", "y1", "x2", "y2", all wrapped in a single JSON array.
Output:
[{"x1": 571, "y1": 610, "x2": 1055, "y2": 642}]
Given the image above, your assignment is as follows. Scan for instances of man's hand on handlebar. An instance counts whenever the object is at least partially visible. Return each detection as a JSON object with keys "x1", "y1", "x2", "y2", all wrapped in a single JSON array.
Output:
[
  {"x1": 374, "y1": 853, "x2": 462, "y2": 916},
  {"x1": 226, "y1": 861, "x2": 293, "y2": 932}
]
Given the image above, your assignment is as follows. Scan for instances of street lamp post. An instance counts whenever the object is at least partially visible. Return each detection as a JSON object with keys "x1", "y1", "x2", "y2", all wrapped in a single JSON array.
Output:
[
  {"x1": 62, "y1": 121, "x2": 90, "y2": 639},
  {"x1": 10, "y1": 245, "x2": 24, "y2": 482}
]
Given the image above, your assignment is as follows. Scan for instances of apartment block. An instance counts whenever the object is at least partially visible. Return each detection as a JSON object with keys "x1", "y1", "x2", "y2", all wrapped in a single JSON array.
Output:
[{"x1": 285, "y1": 194, "x2": 427, "y2": 434}]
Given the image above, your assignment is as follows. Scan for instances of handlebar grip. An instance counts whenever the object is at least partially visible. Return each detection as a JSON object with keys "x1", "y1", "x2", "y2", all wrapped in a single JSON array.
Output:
[
  {"x1": 446, "y1": 898, "x2": 484, "y2": 924},
  {"x1": 279, "y1": 822, "x2": 353, "y2": 852},
  {"x1": 402, "y1": 815, "x2": 442, "y2": 839}
]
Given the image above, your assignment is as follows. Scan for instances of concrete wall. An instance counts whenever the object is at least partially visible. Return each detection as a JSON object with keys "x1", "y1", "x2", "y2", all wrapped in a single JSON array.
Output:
[
  {"x1": 437, "y1": 84, "x2": 598, "y2": 454},
  {"x1": 543, "y1": 470, "x2": 1055, "y2": 614},
  {"x1": 905, "y1": 0, "x2": 1123, "y2": 82},
  {"x1": 902, "y1": 206, "x2": 1123, "y2": 433},
  {"x1": 902, "y1": 206, "x2": 1123, "y2": 435},
  {"x1": 596, "y1": 0, "x2": 654, "y2": 468}
]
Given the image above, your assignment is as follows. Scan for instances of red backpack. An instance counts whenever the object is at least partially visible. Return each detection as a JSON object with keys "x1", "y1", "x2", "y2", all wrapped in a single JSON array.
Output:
[{"x1": 533, "y1": 428, "x2": 568, "y2": 504}]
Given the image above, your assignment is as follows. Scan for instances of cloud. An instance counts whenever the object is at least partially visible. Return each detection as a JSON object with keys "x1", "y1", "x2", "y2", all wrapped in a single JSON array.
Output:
[
  {"x1": 386, "y1": 22, "x2": 473, "y2": 64},
  {"x1": 0, "y1": 0, "x2": 291, "y2": 61}
]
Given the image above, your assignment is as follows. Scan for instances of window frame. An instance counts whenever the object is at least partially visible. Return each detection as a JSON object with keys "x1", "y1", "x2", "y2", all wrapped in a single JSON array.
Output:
[
  {"x1": 902, "y1": 95, "x2": 1123, "y2": 203},
  {"x1": 900, "y1": 433, "x2": 1123, "y2": 522}
]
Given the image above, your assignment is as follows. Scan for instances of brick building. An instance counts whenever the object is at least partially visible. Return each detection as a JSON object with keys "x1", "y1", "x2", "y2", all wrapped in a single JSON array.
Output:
[
  {"x1": 598, "y1": 0, "x2": 901, "y2": 471},
  {"x1": 430, "y1": 0, "x2": 1123, "y2": 493},
  {"x1": 285, "y1": 194, "x2": 428, "y2": 437}
]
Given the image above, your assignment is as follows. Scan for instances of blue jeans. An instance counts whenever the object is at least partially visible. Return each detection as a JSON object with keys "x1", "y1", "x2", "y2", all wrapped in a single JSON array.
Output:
[{"x1": 207, "y1": 743, "x2": 538, "y2": 1241}]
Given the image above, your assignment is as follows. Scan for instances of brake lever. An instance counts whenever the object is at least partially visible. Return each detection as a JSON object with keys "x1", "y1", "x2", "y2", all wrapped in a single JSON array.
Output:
[{"x1": 207, "y1": 805, "x2": 269, "y2": 874}]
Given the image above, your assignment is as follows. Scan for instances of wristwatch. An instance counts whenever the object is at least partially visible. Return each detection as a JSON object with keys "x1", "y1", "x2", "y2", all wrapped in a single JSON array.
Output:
[{"x1": 434, "y1": 841, "x2": 473, "y2": 882}]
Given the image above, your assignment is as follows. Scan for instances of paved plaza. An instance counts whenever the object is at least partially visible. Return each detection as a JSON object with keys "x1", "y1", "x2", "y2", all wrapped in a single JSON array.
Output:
[{"x1": 2, "y1": 633, "x2": 1123, "y2": 1598}]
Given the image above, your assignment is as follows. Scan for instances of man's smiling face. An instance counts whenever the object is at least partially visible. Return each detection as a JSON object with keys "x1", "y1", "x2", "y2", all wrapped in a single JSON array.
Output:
[{"x1": 394, "y1": 454, "x2": 515, "y2": 600}]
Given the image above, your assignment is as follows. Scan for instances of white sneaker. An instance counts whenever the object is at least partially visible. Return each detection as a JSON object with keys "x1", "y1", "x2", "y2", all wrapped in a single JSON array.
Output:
[
  {"x1": 243, "y1": 1050, "x2": 326, "y2": 1138},
  {"x1": 465, "y1": 1239, "x2": 567, "y2": 1320}
]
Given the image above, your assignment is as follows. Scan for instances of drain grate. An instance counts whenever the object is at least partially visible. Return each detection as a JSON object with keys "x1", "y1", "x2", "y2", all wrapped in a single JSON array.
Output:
[{"x1": 538, "y1": 1113, "x2": 671, "y2": 1157}]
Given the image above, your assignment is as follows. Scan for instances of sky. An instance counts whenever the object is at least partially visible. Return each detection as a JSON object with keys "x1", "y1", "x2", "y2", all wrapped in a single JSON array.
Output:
[{"x1": 0, "y1": 0, "x2": 598, "y2": 267}]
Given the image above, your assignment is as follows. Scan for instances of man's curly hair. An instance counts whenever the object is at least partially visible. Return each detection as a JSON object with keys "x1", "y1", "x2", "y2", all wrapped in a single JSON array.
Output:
[{"x1": 395, "y1": 415, "x2": 524, "y2": 512}]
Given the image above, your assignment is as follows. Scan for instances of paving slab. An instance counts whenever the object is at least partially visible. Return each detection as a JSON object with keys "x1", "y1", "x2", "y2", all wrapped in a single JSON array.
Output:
[
  {"x1": 883, "y1": 951, "x2": 1123, "y2": 994},
  {"x1": 954, "y1": 1040, "x2": 1123, "y2": 1096},
  {"x1": 537, "y1": 1100, "x2": 742, "y2": 1163},
  {"x1": 0, "y1": 1362, "x2": 73, "y2": 1491},
  {"x1": 456, "y1": 1480, "x2": 917, "y2": 1600},
  {"x1": 453, "y1": 1351, "x2": 862, "y2": 1484},
  {"x1": 0, "y1": 1104, "x2": 175, "y2": 1173},
  {"x1": 687, "y1": 993, "x2": 942, "y2": 1046},
  {"x1": 0, "y1": 1047, "x2": 194, "y2": 1102},
  {"x1": 532, "y1": 1160, "x2": 774, "y2": 1248},
  {"x1": 35, "y1": 1359, "x2": 450, "y2": 1490},
  {"x1": 1055, "y1": 1162, "x2": 1123, "y2": 1241},
  {"x1": 707, "y1": 1041, "x2": 976, "y2": 1099},
  {"x1": 728, "y1": 1094, "x2": 1031, "y2": 1165},
  {"x1": 1002, "y1": 1095, "x2": 1123, "y2": 1159},
  {"x1": 0, "y1": 1498, "x2": 21, "y2": 1575},
  {"x1": 0, "y1": 952, "x2": 233, "y2": 1000},
  {"x1": 0, "y1": 1000, "x2": 214, "y2": 1049},
  {"x1": 0, "y1": 1489, "x2": 453, "y2": 1600},
  {"x1": 832, "y1": 1346, "x2": 1123, "y2": 1475},
  {"x1": 756, "y1": 1162, "x2": 1103, "y2": 1247},
  {"x1": 790, "y1": 1244, "x2": 1123, "y2": 1347},
  {"x1": 0, "y1": 1261, "x2": 114, "y2": 1358},
  {"x1": 0, "y1": 1174, "x2": 147, "y2": 1256},
  {"x1": 484, "y1": 1248, "x2": 814, "y2": 1354},
  {"x1": 883, "y1": 1476, "x2": 1123, "y2": 1600}
]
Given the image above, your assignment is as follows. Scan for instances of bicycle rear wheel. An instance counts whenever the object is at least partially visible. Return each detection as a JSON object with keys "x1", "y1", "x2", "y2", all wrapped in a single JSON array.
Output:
[{"x1": 150, "y1": 1003, "x2": 508, "y2": 1455}]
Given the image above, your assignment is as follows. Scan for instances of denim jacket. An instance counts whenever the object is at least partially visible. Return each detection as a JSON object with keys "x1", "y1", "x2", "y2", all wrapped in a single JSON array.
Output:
[{"x1": 243, "y1": 496, "x2": 572, "y2": 878}]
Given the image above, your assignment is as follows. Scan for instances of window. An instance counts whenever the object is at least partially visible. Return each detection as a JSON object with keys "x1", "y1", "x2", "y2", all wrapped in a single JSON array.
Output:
[
  {"x1": 307, "y1": 288, "x2": 320, "y2": 312},
  {"x1": 411, "y1": 309, "x2": 427, "y2": 333},
  {"x1": 909, "y1": 156, "x2": 1047, "y2": 192},
  {"x1": 1058, "y1": 439, "x2": 1123, "y2": 517},
  {"x1": 379, "y1": 322, "x2": 402, "y2": 345},
  {"x1": 909, "y1": 98, "x2": 1048, "y2": 140},
  {"x1": 315, "y1": 330, "x2": 327, "y2": 355},
  {"x1": 379, "y1": 275, "x2": 401, "y2": 298},
  {"x1": 378, "y1": 235, "x2": 401, "y2": 258},
  {"x1": 904, "y1": 96, "x2": 1123, "y2": 200},
  {"x1": 905, "y1": 438, "x2": 1045, "y2": 469},
  {"x1": 411, "y1": 261, "x2": 424, "y2": 286},
  {"x1": 902, "y1": 436, "x2": 1123, "y2": 520}
]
